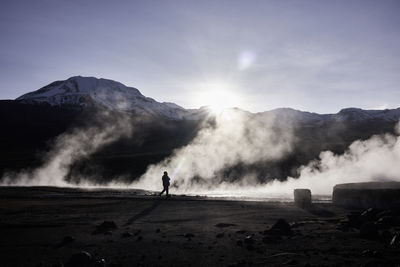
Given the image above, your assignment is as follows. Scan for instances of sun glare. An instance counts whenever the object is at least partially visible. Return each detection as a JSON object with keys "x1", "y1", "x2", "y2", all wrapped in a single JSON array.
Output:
[{"x1": 195, "y1": 82, "x2": 240, "y2": 115}]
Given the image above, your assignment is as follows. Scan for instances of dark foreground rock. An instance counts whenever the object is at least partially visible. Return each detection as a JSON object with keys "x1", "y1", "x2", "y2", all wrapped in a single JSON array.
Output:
[
  {"x1": 66, "y1": 251, "x2": 92, "y2": 267},
  {"x1": 267, "y1": 218, "x2": 293, "y2": 236},
  {"x1": 359, "y1": 222, "x2": 379, "y2": 240}
]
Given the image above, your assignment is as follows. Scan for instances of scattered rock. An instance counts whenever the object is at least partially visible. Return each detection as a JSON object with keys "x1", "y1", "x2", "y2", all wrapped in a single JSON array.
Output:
[
  {"x1": 244, "y1": 235, "x2": 253, "y2": 244},
  {"x1": 380, "y1": 230, "x2": 392, "y2": 243},
  {"x1": 361, "y1": 208, "x2": 380, "y2": 223},
  {"x1": 236, "y1": 239, "x2": 243, "y2": 246},
  {"x1": 236, "y1": 230, "x2": 246, "y2": 234},
  {"x1": 66, "y1": 251, "x2": 92, "y2": 267},
  {"x1": 359, "y1": 222, "x2": 379, "y2": 240},
  {"x1": 362, "y1": 250, "x2": 381, "y2": 258},
  {"x1": 268, "y1": 218, "x2": 293, "y2": 236},
  {"x1": 134, "y1": 229, "x2": 141, "y2": 236},
  {"x1": 215, "y1": 223, "x2": 237, "y2": 228},
  {"x1": 216, "y1": 232, "x2": 224, "y2": 238},
  {"x1": 92, "y1": 221, "x2": 117, "y2": 235},
  {"x1": 92, "y1": 259, "x2": 106, "y2": 267},
  {"x1": 377, "y1": 210, "x2": 392, "y2": 219},
  {"x1": 156, "y1": 228, "x2": 161, "y2": 233},
  {"x1": 362, "y1": 249, "x2": 374, "y2": 257},
  {"x1": 372, "y1": 250, "x2": 382, "y2": 258},
  {"x1": 376, "y1": 216, "x2": 395, "y2": 228},
  {"x1": 390, "y1": 234, "x2": 400, "y2": 247}
]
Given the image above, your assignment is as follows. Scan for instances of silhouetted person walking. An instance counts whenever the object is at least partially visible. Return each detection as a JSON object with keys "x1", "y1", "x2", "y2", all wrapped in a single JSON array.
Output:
[{"x1": 159, "y1": 171, "x2": 170, "y2": 197}]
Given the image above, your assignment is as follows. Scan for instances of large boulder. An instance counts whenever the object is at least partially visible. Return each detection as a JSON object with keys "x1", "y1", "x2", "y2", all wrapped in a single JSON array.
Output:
[{"x1": 333, "y1": 182, "x2": 400, "y2": 209}]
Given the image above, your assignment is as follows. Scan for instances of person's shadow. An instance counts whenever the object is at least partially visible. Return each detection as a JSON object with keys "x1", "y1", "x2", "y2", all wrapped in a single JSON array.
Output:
[{"x1": 124, "y1": 199, "x2": 162, "y2": 226}]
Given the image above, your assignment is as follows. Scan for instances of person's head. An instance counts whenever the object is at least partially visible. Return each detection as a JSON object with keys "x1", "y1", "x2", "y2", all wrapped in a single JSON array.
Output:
[{"x1": 164, "y1": 171, "x2": 168, "y2": 175}]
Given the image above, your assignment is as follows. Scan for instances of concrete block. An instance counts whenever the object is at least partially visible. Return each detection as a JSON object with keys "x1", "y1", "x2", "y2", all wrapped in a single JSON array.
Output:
[{"x1": 294, "y1": 189, "x2": 312, "y2": 207}]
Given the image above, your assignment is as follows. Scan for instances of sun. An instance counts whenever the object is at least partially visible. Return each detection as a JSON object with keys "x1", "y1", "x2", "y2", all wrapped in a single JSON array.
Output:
[{"x1": 194, "y1": 82, "x2": 240, "y2": 115}]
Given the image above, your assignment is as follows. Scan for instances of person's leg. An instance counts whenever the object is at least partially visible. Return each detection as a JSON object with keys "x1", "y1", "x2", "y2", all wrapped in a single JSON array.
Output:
[
  {"x1": 159, "y1": 188, "x2": 165, "y2": 196},
  {"x1": 166, "y1": 186, "x2": 169, "y2": 196}
]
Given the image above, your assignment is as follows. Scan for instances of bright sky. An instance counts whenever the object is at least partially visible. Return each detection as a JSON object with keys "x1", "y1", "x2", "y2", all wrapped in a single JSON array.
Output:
[{"x1": 0, "y1": 0, "x2": 399, "y2": 113}]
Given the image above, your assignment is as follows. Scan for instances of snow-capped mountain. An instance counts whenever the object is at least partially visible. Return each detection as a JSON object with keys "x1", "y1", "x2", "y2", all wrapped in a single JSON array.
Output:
[
  {"x1": 16, "y1": 76, "x2": 190, "y2": 120},
  {"x1": 15, "y1": 76, "x2": 400, "y2": 123}
]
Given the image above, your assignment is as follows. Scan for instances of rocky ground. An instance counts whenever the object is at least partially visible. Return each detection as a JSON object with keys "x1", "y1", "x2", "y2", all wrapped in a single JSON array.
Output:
[{"x1": 1, "y1": 187, "x2": 400, "y2": 267}]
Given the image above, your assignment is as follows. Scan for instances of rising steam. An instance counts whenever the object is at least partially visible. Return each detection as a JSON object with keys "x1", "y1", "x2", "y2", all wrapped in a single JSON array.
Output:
[
  {"x1": 1, "y1": 110, "x2": 132, "y2": 187},
  {"x1": 276, "y1": 123, "x2": 400, "y2": 195},
  {"x1": 2, "y1": 104, "x2": 400, "y2": 199},
  {"x1": 134, "y1": 109, "x2": 295, "y2": 193},
  {"x1": 135, "y1": 114, "x2": 400, "y2": 197}
]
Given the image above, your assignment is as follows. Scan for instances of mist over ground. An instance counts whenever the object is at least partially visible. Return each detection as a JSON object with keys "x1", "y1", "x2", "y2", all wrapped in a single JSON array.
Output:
[
  {"x1": 135, "y1": 110, "x2": 400, "y2": 196},
  {"x1": 1, "y1": 110, "x2": 133, "y2": 187},
  {"x1": 1, "y1": 104, "x2": 399, "y2": 198}
]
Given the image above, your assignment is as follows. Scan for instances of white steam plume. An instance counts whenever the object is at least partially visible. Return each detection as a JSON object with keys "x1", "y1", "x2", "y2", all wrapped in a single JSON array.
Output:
[
  {"x1": 135, "y1": 116, "x2": 400, "y2": 198},
  {"x1": 273, "y1": 123, "x2": 400, "y2": 195},
  {"x1": 134, "y1": 109, "x2": 295, "y2": 193},
  {"x1": 3, "y1": 103, "x2": 399, "y2": 200},
  {"x1": 1, "y1": 110, "x2": 132, "y2": 187}
]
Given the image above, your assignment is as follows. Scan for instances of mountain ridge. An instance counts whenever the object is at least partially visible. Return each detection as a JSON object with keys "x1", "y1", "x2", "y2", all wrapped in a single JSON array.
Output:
[
  {"x1": 16, "y1": 76, "x2": 189, "y2": 120},
  {"x1": 15, "y1": 76, "x2": 400, "y2": 123}
]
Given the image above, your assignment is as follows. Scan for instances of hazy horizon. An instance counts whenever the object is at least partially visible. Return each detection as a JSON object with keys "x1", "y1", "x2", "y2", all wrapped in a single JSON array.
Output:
[
  {"x1": 10, "y1": 74, "x2": 400, "y2": 115},
  {"x1": 1, "y1": 0, "x2": 399, "y2": 113}
]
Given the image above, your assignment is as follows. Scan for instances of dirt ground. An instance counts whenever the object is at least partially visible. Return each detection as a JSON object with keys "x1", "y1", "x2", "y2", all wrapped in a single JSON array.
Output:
[{"x1": 0, "y1": 187, "x2": 399, "y2": 267}]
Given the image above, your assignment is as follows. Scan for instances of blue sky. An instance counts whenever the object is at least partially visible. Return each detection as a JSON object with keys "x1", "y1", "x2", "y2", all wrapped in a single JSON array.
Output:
[{"x1": 1, "y1": 0, "x2": 399, "y2": 113}]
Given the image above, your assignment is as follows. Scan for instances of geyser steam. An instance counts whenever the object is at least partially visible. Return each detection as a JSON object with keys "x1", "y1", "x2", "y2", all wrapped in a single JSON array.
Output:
[
  {"x1": 3, "y1": 103, "x2": 400, "y2": 199},
  {"x1": 134, "y1": 109, "x2": 295, "y2": 193},
  {"x1": 279, "y1": 123, "x2": 400, "y2": 194},
  {"x1": 1, "y1": 110, "x2": 132, "y2": 187},
  {"x1": 136, "y1": 115, "x2": 400, "y2": 197}
]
